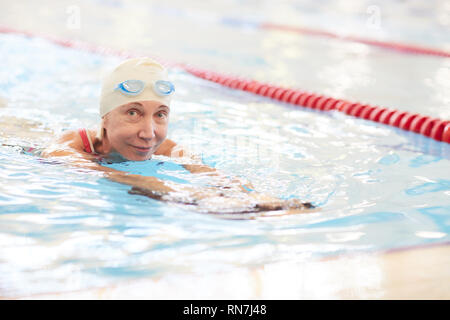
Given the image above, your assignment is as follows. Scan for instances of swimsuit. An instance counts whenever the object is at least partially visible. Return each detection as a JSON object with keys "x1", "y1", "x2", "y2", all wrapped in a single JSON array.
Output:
[{"x1": 78, "y1": 128, "x2": 97, "y2": 155}]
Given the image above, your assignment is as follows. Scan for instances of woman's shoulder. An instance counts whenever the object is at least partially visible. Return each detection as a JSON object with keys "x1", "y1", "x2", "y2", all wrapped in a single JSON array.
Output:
[
  {"x1": 155, "y1": 139, "x2": 190, "y2": 158},
  {"x1": 155, "y1": 139, "x2": 201, "y2": 162},
  {"x1": 40, "y1": 129, "x2": 81, "y2": 158},
  {"x1": 155, "y1": 138, "x2": 177, "y2": 157},
  {"x1": 56, "y1": 129, "x2": 82, "y2": 147},
  {"x1": 47, "y1": 128, "x2": 96, "y2": 155}
]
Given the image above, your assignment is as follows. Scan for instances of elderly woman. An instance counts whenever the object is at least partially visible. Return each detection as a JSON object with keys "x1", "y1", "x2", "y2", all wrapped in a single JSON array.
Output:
[{"x1": 42, "y1": 57, "x2": 313, "y2": 215}]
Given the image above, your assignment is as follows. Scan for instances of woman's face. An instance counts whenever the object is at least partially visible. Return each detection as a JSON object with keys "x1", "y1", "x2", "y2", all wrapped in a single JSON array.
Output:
[{"x1": 102, "y1": 100, "x2": 170, "y2": 161}]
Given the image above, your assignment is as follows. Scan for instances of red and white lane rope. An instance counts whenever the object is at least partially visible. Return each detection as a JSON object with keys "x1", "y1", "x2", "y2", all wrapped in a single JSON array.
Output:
[
  {"x1": 1, "y1": 26, "x2": 449, "y2": 144},
  {"x1": 260, "y1": 23, "x2": 450, "y2": 59},
  {"x1": 181, "y1": 65, "x2": 450, "y2": 144}
]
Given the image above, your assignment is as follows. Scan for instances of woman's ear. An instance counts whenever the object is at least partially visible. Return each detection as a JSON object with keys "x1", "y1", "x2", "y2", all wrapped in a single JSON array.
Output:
[
  {"x1": 96, "y1": 116, "x2": 107, "y2": 141},
  {"x1": 102, "y1": 115, "x2": 109, "y2": 127}
]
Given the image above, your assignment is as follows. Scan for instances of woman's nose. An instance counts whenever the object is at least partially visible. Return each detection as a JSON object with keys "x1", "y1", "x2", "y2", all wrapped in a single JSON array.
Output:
[{"x1": 138, "y1": 118, "x2": 156, "y2": 140}]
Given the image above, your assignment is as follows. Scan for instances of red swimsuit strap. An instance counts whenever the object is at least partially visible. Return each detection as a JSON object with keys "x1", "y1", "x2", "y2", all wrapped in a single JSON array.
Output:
[{"x1": 78, "y1": 128, "x2": 93, "y2": 154}]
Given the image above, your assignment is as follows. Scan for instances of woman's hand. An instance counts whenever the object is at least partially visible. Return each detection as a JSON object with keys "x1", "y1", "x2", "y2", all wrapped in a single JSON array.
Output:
[{"x1": 127, "y1": 178, "x2": 315, "y2": 215}]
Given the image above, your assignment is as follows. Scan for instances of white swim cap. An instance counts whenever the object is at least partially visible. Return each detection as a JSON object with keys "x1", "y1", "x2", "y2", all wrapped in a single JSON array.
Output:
[{"x1": 99, "y1": 57, "x2": 173, "y2": 118}]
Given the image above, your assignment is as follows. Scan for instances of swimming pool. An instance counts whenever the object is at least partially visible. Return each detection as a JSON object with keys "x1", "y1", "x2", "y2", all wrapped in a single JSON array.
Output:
[{"x1": 0, "y1": 0, "x2": 449, "y2": 299}]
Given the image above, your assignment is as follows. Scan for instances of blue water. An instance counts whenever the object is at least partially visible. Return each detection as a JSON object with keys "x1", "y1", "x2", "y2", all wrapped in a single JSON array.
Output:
[
  {"x1": 0, "y1": 31, "x2": 449, "y2": 297},
  {"x1": 100, "y1": 158, "x2": 192, "y2": 185}
]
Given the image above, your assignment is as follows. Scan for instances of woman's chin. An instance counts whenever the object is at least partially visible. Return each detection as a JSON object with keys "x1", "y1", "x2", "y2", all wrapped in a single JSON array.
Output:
[
  {"x1": 108, "y1": 147, "x2": 153, "y2": 161},
  {"x1": 125, "y1": 152, "x2": 153, "y2": 161}
]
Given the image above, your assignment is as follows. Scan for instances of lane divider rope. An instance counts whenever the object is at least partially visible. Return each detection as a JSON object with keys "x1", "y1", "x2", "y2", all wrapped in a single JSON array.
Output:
[
  {"x1": 260, "y1": 23, "x2": 450, "y2": 59},
  {"x1": 182, "y1": 65, "x2": 450, "y2": 144},
  {"x1": 1, "y1": 25, "x2": 449, "y2": 144}
]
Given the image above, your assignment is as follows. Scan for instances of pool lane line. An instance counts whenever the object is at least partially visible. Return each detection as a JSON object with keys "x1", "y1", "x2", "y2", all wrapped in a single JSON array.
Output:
[
  {"x1": 156, "y1": 9, "x2": 450, "y2": 58},
  {"x1": 1, "y1": 25, "x2": 449, "y2": 144},
  {"x1": 181, "y1": 65, "x2": 450, "y2": 144},
  {"x1": 260, "y1": 23, "x2": 450, "y2": 59},
  {"x1": 221, "y1": 17, "x2": 450, "y2": 58},
  {"x1": 150, "y1": 6, "x2": 450, "y2": 59}
]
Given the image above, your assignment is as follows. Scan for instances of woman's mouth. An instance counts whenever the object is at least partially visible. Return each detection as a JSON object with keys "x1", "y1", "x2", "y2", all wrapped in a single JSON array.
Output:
[{"x1": 131, "y1": 145, "x2": 152, "y2": 153}]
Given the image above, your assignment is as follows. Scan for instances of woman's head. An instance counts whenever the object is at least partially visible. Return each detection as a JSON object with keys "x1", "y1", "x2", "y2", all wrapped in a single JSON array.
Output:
[
  {"x1": 98, "y1": 57, "x2": 174, "y2": 160},
  {"x1": 101, "y1": 100, "x2": 169, "y2": 161}
]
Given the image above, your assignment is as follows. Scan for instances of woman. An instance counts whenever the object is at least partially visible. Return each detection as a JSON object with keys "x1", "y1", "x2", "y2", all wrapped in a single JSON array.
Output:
[{"x1": 42, "y1": 57, "x2": 314, "y2": 215}]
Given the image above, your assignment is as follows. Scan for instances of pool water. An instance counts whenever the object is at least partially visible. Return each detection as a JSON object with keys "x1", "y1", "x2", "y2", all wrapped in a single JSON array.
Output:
[{"x1": 0, "y1": 2, "x2": 450, "y2": 298}]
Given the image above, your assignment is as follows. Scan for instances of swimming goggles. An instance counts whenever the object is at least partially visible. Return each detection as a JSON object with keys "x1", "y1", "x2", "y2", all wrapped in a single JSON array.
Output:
[{"x1": 115, "y1": 79, "x2": 175, "y2": 97}]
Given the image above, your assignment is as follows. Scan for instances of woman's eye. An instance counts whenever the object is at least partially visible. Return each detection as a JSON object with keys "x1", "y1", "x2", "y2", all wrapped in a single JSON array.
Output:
[
  {"x1": 128, "y1": 110, "x2": 138, "y2": 116},
  {"x1": 157, "y1": 112, "x2": 167, "y2": 119}
]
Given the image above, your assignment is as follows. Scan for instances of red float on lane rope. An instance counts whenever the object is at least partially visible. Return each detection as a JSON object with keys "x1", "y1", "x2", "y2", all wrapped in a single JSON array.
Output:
[
  {"x1": 314, "y1": 97, "x2": 331, "y2": 110},
  {"x1": 410, "y1": 115, "x2": 428, "y2": 133},
  {"x1": 442, "y1": 123, "x2": 450, "y2": 143},
  {"x1": 287, "y1": 91, "x2": 301, "y2": 105},
  {"x1": 297, "y1": 93, "x2": 311, "y2": 107},
  {"x1": 265, "y1": 86, "x2": 278, "y2": 98},
  {"x1": 430, "y1": 120, "x2": 449, "y2": 141},
  {"x1": 379, "y1": 109, "x2": 396, "y2": 124},
  {"x1": 349, "y1": 104, "x2": 366, "y2": 117},
  {"x1": 399, "y1": 113, "x2": 419, "y2": 131},
  {"x1": 360, "y1": 106, "x2": 377, "y2": 119},
  {"x1": 280, "y1": 89, "x2": 296, "y2": 103},
  {"x1": 273, "y1": 88, "x2": 287, "y2": 101},
  {"x1": 369, "y1": 107, "x2": 387, "y2": 122},
  {"x1": 256, "y1": 85, "x2": 269, "y2": 95},
  {"x1": 420, "y1": 118, "x2": 438, "y2": 137},
  {"x1": 304, "y1": 94, "x2": 319, "y2": 109},
  {"x1": 389, "y1": 111, "x2": 409, "y2": 127}
]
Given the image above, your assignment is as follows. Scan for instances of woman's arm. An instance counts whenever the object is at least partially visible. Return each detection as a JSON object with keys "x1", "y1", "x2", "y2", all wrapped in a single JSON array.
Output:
[
  {"x1": 41, "y1": 133, "x2": 314, "y2": 214},
  {"x1": 156, "y1": 139, "x2": 256, "y2": 192},
  {"x1": 156, "y1": 140, "x2": 315, "y2": 213},
  {"x1": 40, "y1": 132, "x2": 252, "y2": 205}
]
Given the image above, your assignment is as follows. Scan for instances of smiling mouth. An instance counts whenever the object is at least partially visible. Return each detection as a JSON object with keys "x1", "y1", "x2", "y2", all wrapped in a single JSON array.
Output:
[{"x1": 131, "y1": 145, "x2": 152, "y2": 152}]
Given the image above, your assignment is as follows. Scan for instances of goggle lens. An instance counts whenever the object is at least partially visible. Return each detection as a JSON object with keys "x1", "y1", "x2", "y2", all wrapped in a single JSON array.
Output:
[
  {"x1": 154, "y1": 80, "x2": 175, "y2": 96},
  {"x1": 115, "y1": 80, "x2": 145, "y2": 96}
]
